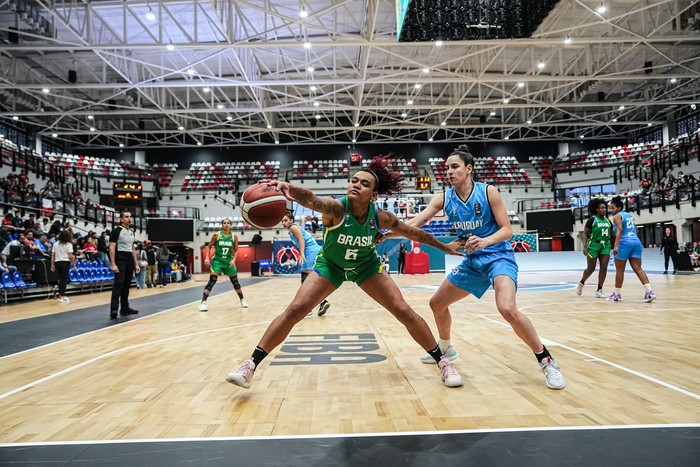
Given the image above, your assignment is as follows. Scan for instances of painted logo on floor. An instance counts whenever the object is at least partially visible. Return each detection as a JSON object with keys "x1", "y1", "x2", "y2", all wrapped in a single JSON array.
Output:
[
  {"x1": 272, "y1": 333, "x2": 387, "y2": 365},
  {"x1": 401, "y1": 282, "x2": 576, "y2": 293}
]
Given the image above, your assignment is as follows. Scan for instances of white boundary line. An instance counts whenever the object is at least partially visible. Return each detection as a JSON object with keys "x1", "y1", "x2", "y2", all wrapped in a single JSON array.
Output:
[
  {"x1": 479, "y1": 314, "x2": 700, "y2": 401},
  {"x1": 0, "y1": 423, "x2": 698, "y2": 447}
]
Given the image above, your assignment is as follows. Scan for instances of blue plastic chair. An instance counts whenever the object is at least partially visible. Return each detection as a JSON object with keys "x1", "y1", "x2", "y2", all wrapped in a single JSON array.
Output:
[
  {"x1": 12, "y1": 272, "x2": 28, "y2": 289},
  {"x1": 2, "y1": 272, "x2": 17, "y2": 290}
]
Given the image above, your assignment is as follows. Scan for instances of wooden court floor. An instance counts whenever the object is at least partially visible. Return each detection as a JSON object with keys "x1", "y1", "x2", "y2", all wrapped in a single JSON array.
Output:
[{"x1": 0, "y1": 270, "x2": 698, "y2": 442}]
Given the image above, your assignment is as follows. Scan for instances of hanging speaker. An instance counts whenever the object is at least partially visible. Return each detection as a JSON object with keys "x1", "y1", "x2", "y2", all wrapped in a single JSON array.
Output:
[
  {"x1": 479, "y1": 115, "x2": 487, "y2": 124},
  {"x1": 644, "y1": 61, "x2": 653, "y2": 74},
  {"x1": 251, "y1": 234, "x2": 263, "y2": 245},
  {"x1": 68, "y1": 70, "x2": 77, "y2": 83},
  {"x1": 597, "y1": 92, "x2": 605, "y2": 102}
]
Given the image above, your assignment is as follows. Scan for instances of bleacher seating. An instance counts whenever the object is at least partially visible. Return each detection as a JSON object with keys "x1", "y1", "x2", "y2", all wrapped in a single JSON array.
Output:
[
  {"x1": 529, "y1": 156, "x2": 554, "y2": 182},
  {"x1": 429, "y1": 156, "x2": 530, "y2": 187},
  {"x1": 552, "y1": 142, "x2": 661, "y2": 173},
  {"x1": 153, "y1": 163, "x2": 178, "y2": 187},
  {"x1": 291, "y1": 159, "x2": 349, "y2": 179},
  {"x1": 182, "y1": 161, "x2": 280, "y2": 191},
  {"x1": 361, "y1": 158, "x2": 418, "y2": 179},
  {"x1": 41, "y1": 151, "x2": 158, "y2": 180}
]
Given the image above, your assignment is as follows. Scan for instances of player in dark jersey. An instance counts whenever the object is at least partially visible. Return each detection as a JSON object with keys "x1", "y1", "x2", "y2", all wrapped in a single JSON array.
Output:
[
  {"x1": 227, "y1": 156, "x2": 465, "y2": 390},
  {"x1": 576, "y1": 198, "x2": 612, "y2": 299}
]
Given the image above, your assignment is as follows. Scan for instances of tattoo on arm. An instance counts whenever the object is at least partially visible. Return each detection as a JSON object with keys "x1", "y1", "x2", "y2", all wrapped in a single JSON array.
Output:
[{"x1": 292, "y1": 186, "x2": 344, "y2": 218}]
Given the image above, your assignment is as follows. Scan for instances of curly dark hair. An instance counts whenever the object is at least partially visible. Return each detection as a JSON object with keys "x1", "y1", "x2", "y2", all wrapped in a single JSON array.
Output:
[
  {"x1": 588, "y1": 198, "x2": 608, "y2": 217},
  {"x1": 359, "y1": 155, "x2": 405, "y2": 195}
]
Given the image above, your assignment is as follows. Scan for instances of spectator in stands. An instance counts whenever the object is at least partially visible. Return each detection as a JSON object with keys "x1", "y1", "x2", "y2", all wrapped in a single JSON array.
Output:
[
  {"x1": 310, "y1": 215, "x2": 320, "y2": 233},
  {"x1": 692, "y1": 242, "x2": 700, "y2": 270},
  {"x1": 1, "y1": 233, "x2": 26, "y2": 264},
  {"x1": 0, "y1": 225, "x2": 11, "y2": 252},
  {"x1": 81, "y1": 236, "x2": 97, "y2": 260},
  {"x1": 174, "y1": 258, "x2": 189, "y2": 282},
  {"x1": 48, "y1": 219, "x2": 62, "y2": 236},
  {"x1": 40, "y1": 217, "x2": 51, "y2": 235},
  {"x1": 40, "y1": 181, "x2": 58, "y2": 200},
  {"x1": 660, "y1": 227, "x2": 679, "y2": 274},
  {"x1": 23, "y1": 213, "x2": 36, "y2": 230},
  {"x1": 2, "y1": 213, "x2": 15, "y2": 232},
  {"x1": 170, "y1": 258, "x2": 183, "y2": 283},
  {"x1": 11, "y1": 209, "x2": 24, "y2": 231},
  {"x1": 35, "y1": 233, "x2": 52, "y2": 259},
  {"x1": 51, "y1": 230, "x2": 77, "y2": 304},
  {"x1": 144, "y1": 240, "x2": 157, "y2": 287},
  {"x1": 156, "y1": 242, "x2": 170, "y2": 287},
  {"x1": 96, "y1": 231, "x2": 110, "y2": 267},
  {"x1": 17, "y1": 170, "x2": 28, "y2": 187},
  {"x1": 108, "y1": 211, "x2": 140, "y2": 319},
  {"x1": 608, "y1": 196, "x2": 655, "y2": 303},
  {"x1": 135, "y1": 242, "x2": 148, "y2": 289}
]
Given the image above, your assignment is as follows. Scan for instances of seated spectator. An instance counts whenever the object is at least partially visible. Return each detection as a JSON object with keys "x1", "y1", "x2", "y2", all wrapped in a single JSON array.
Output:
[
  {"x1": 40, "y1": 217, "x2": 51, "y2": 235},
  {"x1": 11, "y1": 209, "x2": 24, "y2": 231},
  {"x1": 1, "y1": 233, "x2": 26, "y2": 263},
  {"x1": 170, "y1": 259, "x2": 183, "y2": 283},
  {"x1": 81, "y1": 237, "x2": 98, "y2": 260},
  {"x1": 23, "y1": 213, "x2": 37, "y2": 231},
  {"x1": 35, "y1": 233, "x2": 52, "y2": 260}
]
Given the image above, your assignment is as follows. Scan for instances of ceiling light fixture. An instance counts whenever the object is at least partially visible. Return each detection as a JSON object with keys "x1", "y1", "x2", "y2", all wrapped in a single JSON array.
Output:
[
  {"x1": 564, "y1": 35, "x2": 572, "y2": 44},
  {"x1": 275, "y1": 140, "x2": 280, "y2": 145},
  {"x1": 313, "y1": 102, "x2": 320, "y2": 107},
  {"x1": 266, "y1": 124, "x2": 272, "y2": 129},
  {"x1": 187, "y1": 68, "x2": 195, "y2": 75},
  {"x1": 352, "y1": 139, "x2": 356, "y2": 143},
  {"x1": 537, "y1": 61, "x2": 545, "y2": 69},
  {"x1": 89, "y1": 127, "x2": 96, "y2": 132},
  {"x1": 300, "y1": 9, "x2": 308, "y2": 18},
  {"x1": 422, "y1": 67, "x2": 430, "y2": 73},
  {"x1": 166, "y1": 42, "x2": 175, "y2": 51},
  {"x1": 441, "y1": 121, "x2": 446, "y2": 126},
  {"x1": 354, "y1": 122, "x2": 359, "y2": 127},
  {"x1": 303, "y1": 42, "x2": 311, "y2": 49},
  {"x1": 226, "y1": 115, "x2": 232, "y2": 121},
  {"x1": 526, "y1": 119, "x2": 532, "y2": 124},
  {"x1": 503, "y1": 98, "x2": 510, "y2": 104},
  {"x1": 203, "y1": 87, "x2": 210, "y2": 93},
  {"x1": 612, "y1": 118, "x2": 618, "y2": 122},
  {"x1": 146, "y1": 9, "x2": 156, "y2": 21},
  {"x1": 42, "y1": 88, "x2": 49, "y2": 93},
  {"x1": 670, "y1": 78, "x2": 677, "y2": 84},
  {"x1": 87, "y1": 115, "x2": 94, "y2": 120},
  {"x1": 596, "y1": 3, "x2": 607, "y2": 14},
  {"x1": 619, "y1": 105, "x2": 625, "y2": 110},
  {"x1": 197, "y1": 141, "x2": 202, "y2": 146},
  {"x1": 414, "y1": 83, "x2": 422, "y2": 89},
  {"x1": 315, "y1": 114, "x2": 321, "y2": 119},
  {"x1": 119, "y1": 143, "x2": 124, "y2": 148},
  {"x1": 517, "y1": 82, "x2": 524, "y2": 88},
  {"x1": 435, "y1": 40, "x2": 443, "y2": 47},
  {"x1": 178, "y1": 126, "x2": 185, "y2": 130},
  {"x1": 310, "y1": 85, "x2": 317, "y2": 91},
  {"x1": 504, "y1": 136, "x2": 509, "y2": 140},
  {"x1": 51, "y1": 133, "x2": 57, "y2": 137},
  {"x1": 490, "y1": 111, "x2": 496, "y2": 116},
  {"x1": 407, "y1": 100, "x2": 414, "y2": 105},
  {"x1": 12, "y1": 116, "x2": 18, "y2": 120},
  {"x1": 428, "y1": 137, "x2": 433, "y2": 142},
  {"x1": 307, "y1": 66, "x2": 314, "y2": 73},
  {"x1": 216, "y1": 104, "x2": 223, "y2": 109}
]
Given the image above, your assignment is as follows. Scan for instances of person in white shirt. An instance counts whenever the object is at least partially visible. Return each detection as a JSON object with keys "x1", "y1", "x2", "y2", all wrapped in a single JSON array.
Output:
[{"x1": 51, "y1": 230, "x2": 78, "y2": 304}]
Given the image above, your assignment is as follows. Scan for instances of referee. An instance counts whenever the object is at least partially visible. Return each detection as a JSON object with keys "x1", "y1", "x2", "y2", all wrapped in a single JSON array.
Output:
[{"x1": 109, "y1": 211, "x2": 140, "y2": 319}]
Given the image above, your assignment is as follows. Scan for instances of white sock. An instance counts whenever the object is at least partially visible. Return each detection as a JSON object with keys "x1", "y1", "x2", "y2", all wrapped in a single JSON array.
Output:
[
  {"x1": 615, "y1": 288, "x2": 621, "y2": 295},
  {"x1": 643, "y1": 283, "x2": 652, "y2": 292},
  {"x1": 438, "y1": 339, "x2": 451, "y2": 353}
]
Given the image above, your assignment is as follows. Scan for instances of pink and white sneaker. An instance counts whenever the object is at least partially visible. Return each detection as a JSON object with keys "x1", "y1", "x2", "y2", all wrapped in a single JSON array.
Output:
[{"x1": 226, "y1": 358, "x2": 256, "y2": 389}]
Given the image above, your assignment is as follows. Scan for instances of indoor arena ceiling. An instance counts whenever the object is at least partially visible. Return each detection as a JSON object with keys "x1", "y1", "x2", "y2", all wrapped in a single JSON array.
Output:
[{"x1": 0, "y1": 0, "x2": 699, "y2": 149}]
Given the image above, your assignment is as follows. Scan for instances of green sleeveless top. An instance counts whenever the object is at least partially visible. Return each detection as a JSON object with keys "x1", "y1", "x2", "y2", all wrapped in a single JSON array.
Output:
[
  {"x1": 214, "y1": 230, "x2": 235, "y2": 261},
  {"x1": 588, "y1": 216, "x2": 612, "y2": 246},
  {"x1": 322, "y1": 196, "x2": 380, "y2": 269}
]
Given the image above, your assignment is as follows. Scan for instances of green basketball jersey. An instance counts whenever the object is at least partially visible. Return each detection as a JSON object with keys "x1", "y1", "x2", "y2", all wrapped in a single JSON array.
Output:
[
  {"x1": 588, "y1": 216, "x2": 612, "y2": 245},
  {"x1": 215, "y1": 231, "x2": 235, "y2": 261},
  {"x1": 322, "y1": 196, "x2": 380, "y2": 269}
]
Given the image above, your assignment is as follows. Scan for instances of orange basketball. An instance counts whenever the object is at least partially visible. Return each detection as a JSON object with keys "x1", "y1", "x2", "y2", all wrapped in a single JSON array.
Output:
[{"x1": 240, "y1": 183, "x2": 288, "y2": 229}]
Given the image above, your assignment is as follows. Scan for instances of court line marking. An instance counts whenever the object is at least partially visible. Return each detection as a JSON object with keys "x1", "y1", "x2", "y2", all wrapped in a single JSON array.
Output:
[
  {"x1": 0, "y1": 319, "x2": 271, "y2": 401},
  {"x1": 479, "y1": 314, "x2": 700, "y2": 401},
  {"x1": 0, "y1": 423, "x2": 698, "y2": 447}
]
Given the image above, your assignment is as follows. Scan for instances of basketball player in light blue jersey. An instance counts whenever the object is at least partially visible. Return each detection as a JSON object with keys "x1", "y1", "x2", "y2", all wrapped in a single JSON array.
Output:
[
  {"x1": 607, "y1": 196, "x2": 656, "y2": 302},
  {"x1": 393, "y1": 144, "x2": 565, "y2": 390},
  {"x1": 282, "y1": 211, "x2": 330, "y2": 316}
]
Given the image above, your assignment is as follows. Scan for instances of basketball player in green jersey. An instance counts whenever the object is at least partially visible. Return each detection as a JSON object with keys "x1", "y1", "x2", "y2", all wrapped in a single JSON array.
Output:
[
  {"x1": 576, "y1": 198, "x2": 612, "y2": 298},
  {"x1": 199, "y1": 217, "x2": 248, "y2": 311},
  {"x1": 227, "y1": 156, "x2": 466, "y2": 389}
]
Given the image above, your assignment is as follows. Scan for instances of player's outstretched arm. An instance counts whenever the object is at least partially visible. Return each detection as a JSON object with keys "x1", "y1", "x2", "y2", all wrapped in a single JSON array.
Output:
[
  {"x1": 262, "y1": 180, "x2": 345, "y2": 226},
  {"x1": 378, "y1": 209, "x2": 462, "y2": 256}
]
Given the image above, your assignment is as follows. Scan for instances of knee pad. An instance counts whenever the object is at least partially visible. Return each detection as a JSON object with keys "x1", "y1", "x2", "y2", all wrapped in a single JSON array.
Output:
[
  {"x1": 204, "y1": 274, "x2": 218, "y2": 291},
  {"x1": 229, "y1": 276, "x2": 241, "y2": 290}
]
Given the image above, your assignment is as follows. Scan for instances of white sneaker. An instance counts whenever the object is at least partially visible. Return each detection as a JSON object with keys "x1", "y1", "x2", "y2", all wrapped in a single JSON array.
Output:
[
  {"x1": 198, "y1": 301, "x2": 208, "y2": 312},
  {"x1": 575, "y1": 282, "x2": 583, "y2": 296},
  {"x1": 240, "y1": 298, "x2": 249, "y2": 308},
  {"x1": 540, "y1": 356, "x2": 565, "y2": 389},
  {"x1": 226, "y1": 358, "x2": 256, "y2": 389},
  {"x1": 595, "y1": 289, "x2": 606, "y2": 299},
  {"x1": 420, "y1": 344, "x2": 458, "y2": 364},
  {"x1": 438, "y1": 357, "x2": 463, "y2": 387}
]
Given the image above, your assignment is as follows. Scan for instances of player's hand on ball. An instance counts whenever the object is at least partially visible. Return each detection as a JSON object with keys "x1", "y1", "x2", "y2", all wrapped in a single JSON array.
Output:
[{"x1": 262, "y1": 179, "x2": 294, "y2": 201}]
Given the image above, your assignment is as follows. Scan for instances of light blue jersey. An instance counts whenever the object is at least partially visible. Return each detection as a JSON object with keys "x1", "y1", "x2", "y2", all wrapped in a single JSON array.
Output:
[
  {"x1": 444, "y1": 182, "x2": 512, "y2": 257},
  {"x1": 614, "y1": 211, "x2": 643, "y2": 260},
  {"x1": 289, "y1": 223, "x2": 321, "y2": 270},
  {"x1": 444, "y1": 182, "x2": 518, "y2": 298}
]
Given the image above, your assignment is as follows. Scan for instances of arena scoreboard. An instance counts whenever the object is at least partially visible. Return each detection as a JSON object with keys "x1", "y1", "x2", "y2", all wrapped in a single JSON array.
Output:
[
  {"x1": 415, "y1": 175, "x2": 431, "y2": 191},
  {"x1": 113, "y1": 182, "x2": 143, "y2": 204}
]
